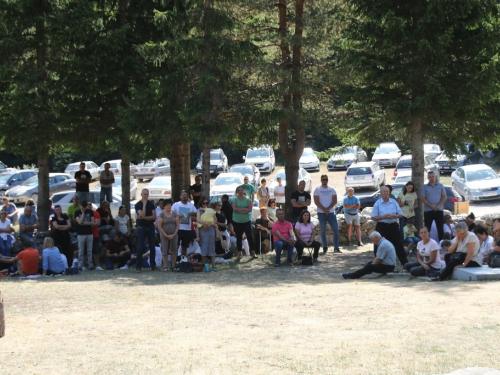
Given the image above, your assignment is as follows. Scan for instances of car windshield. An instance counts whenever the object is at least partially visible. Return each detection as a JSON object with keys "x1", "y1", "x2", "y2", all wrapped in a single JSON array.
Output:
[
  {"x1": 149, "y1": 177, "x2": 171, "y2": 186},
  {"x1": 247, "y1": 149, "x2": 268, "y2": 158},
  {"x1": 210, "y1": 152, "x2": 222, "y2": 160},
  {"x1": 214, "y1": 177, "x2": 241, "y2": 186},
  {"x1": 465, "y1": 169, "x2": 498, "y2": 182},
  {"x1": 0, "y1": 174, "x2": 12, "y2": 183},
  {"x1": 144, "y1": 161, "x2": 155, "y2": 167},
  {"x1": 395, "y1": 176, "x2": 411, "y2": 183},
  {"x1": 66, "y1": 165, "x2": 79, "y2": 171},
  {"x1": 302, "y1": 148, "x2": 315, "y2": 156},
  {"x1": 342, "y1": 147, "x2": 356, "y2": 155},
  {"x1": 231, "y1": 166, "x2": 253, "y2": 175},
  {"x1": 425, "y1": 144, "x2": 440, "y2": 152},
  {"x1": 375, "y1": 146, "x2": 397, "y2": 154},
  {"x1": 22, "y1": 176, "x2": 38, "y2": 186},
  {"x1": 396, "y1": 159, "x2": 412, "y2": 168},
  {"x1": 347, "y1": 167, "x2": 371, "y2": 175}
]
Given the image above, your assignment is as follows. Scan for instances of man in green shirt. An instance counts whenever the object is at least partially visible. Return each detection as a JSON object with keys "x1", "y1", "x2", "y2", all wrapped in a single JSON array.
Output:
[
  {"x1": 239, "y1": 176, "x2": 255, "y2": 201},
  {"x1": 66, "y1": 195, "x2": 80, "y2": 231}
]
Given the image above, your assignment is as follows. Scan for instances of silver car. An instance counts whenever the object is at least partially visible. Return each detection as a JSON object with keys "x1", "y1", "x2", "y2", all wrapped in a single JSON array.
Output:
[
  {"x1": 451, "y1": 164, "x2": 500, "y2": 202},
  {"x1": 134, "y1": 158, "x2": 170, "y2": 181},
  {"x1": 230, "y1": 163, "x2": 261, "y2": 188},
  {"x1": 5, "y1": 173, "x2": 76, "y2": 204},
  {"x1": 393, "y1": 155, "x2": 440, "y2": 181},
  {"x1": 327, "y1": 146, "x2": 367, "y2": 170},
  {"x1": 51, "y1": 189, "x2": 133, "y2": 217},
  {"x1": 145, "y1": 176, "x2": 172, "y2": 201},
  {"x1": 371, "y1": 142, "x2": 401, "y2": 167},
  {"x1": 65, "y1": 161, "x2": 100, "y2": 180}
]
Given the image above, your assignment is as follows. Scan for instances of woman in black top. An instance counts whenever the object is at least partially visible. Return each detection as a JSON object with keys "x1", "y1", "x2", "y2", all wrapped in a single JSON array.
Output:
[{"x1": 51, "y1": 205, "x2": 73, "y2": 265}]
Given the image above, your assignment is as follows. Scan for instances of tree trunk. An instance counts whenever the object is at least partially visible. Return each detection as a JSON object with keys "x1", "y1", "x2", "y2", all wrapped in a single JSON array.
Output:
[
  {"x1": 121, "y1": 152, "x2": 131, "y2": 216},
  {"x1": 170, "y1": 139, "x2": 184, "y2": 202},
  {"x1": 0, "y1": 290, "x2": 4, "y2": 338},
  {"x1": 411, "y1": 117, "x2": 424, "y2": 228},
  {"x1": 37, "y1": 152, "x2": 50, "y2": 231},
  {"x1": 201, "y1": 139, "x2": 211, "y2": 200},
  {"x1": 182, "y1": 143, "x2": 191, "y2": 193}
]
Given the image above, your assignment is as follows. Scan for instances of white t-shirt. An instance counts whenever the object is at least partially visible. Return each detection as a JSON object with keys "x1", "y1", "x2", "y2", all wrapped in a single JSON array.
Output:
[
  {"x1": 417, "y1": 238, "x2": 443, "y2": 269},
  {"x1": 313, "y1": 185, "x2": 337, "y2": 214},
  {"x1": 172, "y1": 201, "x2": 197, "y2": 231},
  {"x1": 480, "y1": 235, "x2": 494, "y2": 258},
  {"x1": 0, "y1": 218, "x2": 11, "y2": 240},
  {"x1": 114, "y1": 214, "x2": 130, "y2": 234},
  {"x1": 453, "y1": 232, "x2": 482, "y2": 264},
  {"x1": 177, "y1": 241, "x2": 201, "y2": 256},
  {"x1": 274, "y1": 185, "x2": 285, "y2": 204}
]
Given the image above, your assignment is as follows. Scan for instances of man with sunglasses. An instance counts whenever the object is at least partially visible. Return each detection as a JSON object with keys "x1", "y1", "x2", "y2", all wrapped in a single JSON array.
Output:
[
  {"x1": 239, "y1": 176, "x2": 256, "y2": 201},
  {"x1": 172, "y1": 190, "x2": 197, "y2": 257},
  {"x1": 314, "y1": 174, "x2": 340, "y2": 254}
]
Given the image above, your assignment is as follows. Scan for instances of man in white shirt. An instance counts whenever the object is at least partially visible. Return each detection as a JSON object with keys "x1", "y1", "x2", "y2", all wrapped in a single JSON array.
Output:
[
  {"x1": 273, "y1": 176, "x2": 285, "y2": 209},
  {"x1": 313, "y1": 174, "x2": 340, "y2": 254},
  {"x1": 172, "y1": 190, "x2": 197, "y2": 256}
]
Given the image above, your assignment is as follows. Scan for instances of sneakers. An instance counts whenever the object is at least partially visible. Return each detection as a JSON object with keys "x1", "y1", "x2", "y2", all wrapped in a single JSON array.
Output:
[
  {"x1": 323, "y1": 247, "x2": 328, "y2": 255},
  {"x1": 119, "y1": 265, "x2": 129, "y2": 270},
  {"x1": 95, "y1": 266, "x2": 104, "y2": 271},
  {"x1": 81, "y1": 267, "x2": 88, "y2": 272},
  {"x1": 341, "y1": 272, "x2": 352, "y2": 279},
  {"x1": 334, "y1": 248, "x2": 342, "y2": 254},
  {"x1": 357, "y1": 241, "x2": 364, "y2": 246}
]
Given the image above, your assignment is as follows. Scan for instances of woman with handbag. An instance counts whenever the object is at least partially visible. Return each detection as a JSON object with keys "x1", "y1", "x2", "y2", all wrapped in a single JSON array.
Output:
[
  {"x1": 403, "y1": 226, "x2": 442, "y2": 277},
  {"x1": 429, "y1": 221, "x2": 482, "y2": 281}
]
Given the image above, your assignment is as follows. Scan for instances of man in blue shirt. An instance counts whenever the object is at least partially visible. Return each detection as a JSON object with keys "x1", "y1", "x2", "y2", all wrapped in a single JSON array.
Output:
[
  {"x1": 421, "y1": 171, "x2": 447, "y2": 241},
  {"x1": 342, "y1": 231, "x2": 396, "y2": 279},
  {"x1": 371, "y1": 186, "x2": 408, "y2": 265},
  {"x1": 18, "y1": 206, "x2": 39, "y2": 248}
]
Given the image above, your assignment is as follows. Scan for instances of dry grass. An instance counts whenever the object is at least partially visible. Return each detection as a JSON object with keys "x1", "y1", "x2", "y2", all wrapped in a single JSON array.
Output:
[{"x1": 1, "y1": 245, "x2": 499, "y2": 375}]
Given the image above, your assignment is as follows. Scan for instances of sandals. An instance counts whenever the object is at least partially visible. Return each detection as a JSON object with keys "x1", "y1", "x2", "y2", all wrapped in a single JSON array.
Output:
[{"x1": 163, "y1": 267, "x2": 168, "y2": 272}]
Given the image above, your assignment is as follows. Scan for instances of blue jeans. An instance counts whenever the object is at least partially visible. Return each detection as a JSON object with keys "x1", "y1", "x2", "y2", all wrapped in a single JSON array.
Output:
[
  {"x1": 0, "y1": 236, "x2": 12, "y2": 256},
  {"x1": 274, "y1": 241, "x2": 294, "y2": 264},
  {"x1": 137, "y1": 225, "x2": 156, "y2": 269},
  {"x1": 76, "y1": 191, "x2": 90, "y2": 202},
  {"x1": 317, "y1": 212, "x2": 339, "y2": 250},
  {"x1": 100, "y1": 187, "x2": 112, "y2": 203},
  {"x1": 19, "y1": 233, "x2": 35, "y2": 248},
  {"x1": 404, "y1": 237, "x2": 421, "y2": 244}
]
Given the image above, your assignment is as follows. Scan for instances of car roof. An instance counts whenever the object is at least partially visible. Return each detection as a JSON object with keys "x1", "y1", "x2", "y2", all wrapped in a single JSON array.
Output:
[
  {"x1": 379, "y1": 142, "x2": 398, "y2": 146},
  {"x1": 459, "y1": 164, "x2": 494, "y2": 171},
  {"x1": 398, "y1": 155, "x2": 412, "y2": 160},
  {"x1": 349, "y1": 162, "x2": 376, "y2": 167},
  {"x1": 215, "y1": 172, "x2": 243, "y2": 178},
  {"x1": 67, "y1": 161, "x2": 95, "y2": 166},
  {"x1": 231, "y1": 163, "x2": 254, "y2": 168}
]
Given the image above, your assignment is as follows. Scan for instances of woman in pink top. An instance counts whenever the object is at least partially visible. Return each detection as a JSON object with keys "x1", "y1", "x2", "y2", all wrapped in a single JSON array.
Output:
[{"x1": 294, "y1": 210, "x2": 320, "y2": 262}]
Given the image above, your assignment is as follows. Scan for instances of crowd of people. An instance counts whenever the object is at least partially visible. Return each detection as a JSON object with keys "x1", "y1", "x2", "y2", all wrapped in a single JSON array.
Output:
[{"x1": 0, "y1": 166, "x2": 498, "y2": 281}]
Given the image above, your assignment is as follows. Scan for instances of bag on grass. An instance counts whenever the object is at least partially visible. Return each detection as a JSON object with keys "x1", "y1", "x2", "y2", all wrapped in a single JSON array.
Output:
[
  {"x1": 488, "y1": 255, "x2": 500, "y2": 268},
  {"x1": 301, "y1": 256, "x2": 313, "y2": 266},
  {"x1": 449, "y1": 252, "x2": 466, "y2": 263},
  {"x1": 178, "y1": 262, "x2": 193, "y2": 273}
]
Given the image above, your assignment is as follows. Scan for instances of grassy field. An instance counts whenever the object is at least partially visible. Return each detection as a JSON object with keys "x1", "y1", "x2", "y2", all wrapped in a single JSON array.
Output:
[{"x1": 1, "y1": 245, "x2": 499, "y2": 375}]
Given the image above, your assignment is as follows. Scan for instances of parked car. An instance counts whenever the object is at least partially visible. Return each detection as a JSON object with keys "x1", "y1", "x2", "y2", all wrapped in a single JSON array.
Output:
[
  {"x1": 371, "y1": 142, "x2": 401, "y2": 167},
  {"x1": 0, "y1": 170, "x2": 38, "y2": 197},
  {"x1": 435, "y1": 148, "x2": 484, "y2": 173},
  {"x1": 51, "y1": 189, "x2": 133, "y2": 217},
  {"x1": 95, "y1": 176, "x2": 138, "y2": 200},
  {"x1": 344, "y1": 161, "x2": 385, "y2": 192},
  {"x1": 393, "y1": 169, "x2": 429, "y2": 185},
  {"x1": 0, "y1": 161, "x2": 17, "y2": 174},
  {"x1": 327, "y1": 146, "x2": 367, "y2": 171},
  {"x1": 451, "y1": 164, "x2": 500, "y2": 202},
  {"x1": 196, "y1": 148, "x2": 229, "y2": 176},
  {"x1": 424, "y1": 143, "x2": 442, "y2": 160},
  {"x1": 229, "y1": 163, "x2": 260, "y2": 188},
  {"x1": 334, "y1": 190, "x2": 381, "y2": 214},
  {"x1": 65, "y1": 161, "x2": 100, "y2": 180},
  {"x1": 211, "y1": 172, "x2": 244, "y2": 196},
  {"x1": 145, "y1": 176, "x2": 172, "y2": 201},
  {"x1": 209, "y1": 194, "x2": 261, "y2": 221},
  {"x1": 4, "y1": 173, "x2": 76, "y2": 204},
  {"x1": 99, "y1": 160, "x2": 136, "y2": 177},
  {"x1": 299, "y1": 147, "x2": 320, "y2": 172},
  {"x1": 269, "y1": 168, "x2": 312, "y2": 196},
  {"x1": 134, "y1": 158, "x2": 170, "y2": 181},
  {"x1": 393, "y1": 154, "x2": 440, "y2": 180},
  {"x1": 243, "y1": 145, "x2": 275, "y2": 173}
]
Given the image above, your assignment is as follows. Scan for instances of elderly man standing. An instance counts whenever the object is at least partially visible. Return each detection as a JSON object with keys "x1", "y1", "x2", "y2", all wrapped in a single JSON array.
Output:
[
  {"x1": 99, "y1": 162, "x2": 115, "y2": 203},
  {"x1": 342, "y1": 231, "x2": 396, "y2": 279},
  {"x1": 18, "y1": 206, "x2": 39, "y2": 248},
  {"x1": 272, "y1": 208, "x2": 296, "y2": 267},
  {"x1": 371, "y1": 186, "x2": 408, "y2": 266},
  {"x1": 421, "y1": 171, "x2": 447, "y2": 241}
]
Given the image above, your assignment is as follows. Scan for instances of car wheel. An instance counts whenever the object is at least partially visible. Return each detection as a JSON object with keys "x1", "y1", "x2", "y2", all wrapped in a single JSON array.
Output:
[
  {"x1": 138, "y1": 178, "x2": 143, "y2": 182},
  {"x1": 31, "y1": 193, "x2": 38, "y2": 204}
]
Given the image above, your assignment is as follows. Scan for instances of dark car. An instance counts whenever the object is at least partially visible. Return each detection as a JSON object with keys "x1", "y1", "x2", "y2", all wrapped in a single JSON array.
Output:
[
  {"x1": 0, "y1": 170, "x2": 38, "y2": 197},
  {"x1": 335, "y1": 184, "x2": 462, "y2": 214}
]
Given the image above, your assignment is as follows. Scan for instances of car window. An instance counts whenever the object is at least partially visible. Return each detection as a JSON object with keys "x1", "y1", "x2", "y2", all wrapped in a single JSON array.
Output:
[
  {"x1": 210, "y1": 152, "x2": 222, "y2": 160},
  {"x1": 49, "y1": 177, "x2": 56, "y2": 185},
  {"x1": 247, "y1": 149, "x2": 269, "y2": 158},
  {"x1": 56, "y1": 175, "x2": 69, "y2": 183},
  {"x1": 21, "y1": 172, "x2": 34, "y2": 179},
  {"x1": 11, "y1": 173, "x2": 22, "y2": 181},
  {"x1": 149, "y1": 177, "x2": 172, "y2": 186},
  {"x1": 51, "y1": 194, "x2": 65, "y2": 204},
  {"x1": 397, "y1": 159, "x2": 411, "y2": 168},
  {"x1": 347, "y1": 167, "x2": 370, "y2": 175},
  {"x1": 466, "y1": 169, "x2": 497, "y2": 181}
]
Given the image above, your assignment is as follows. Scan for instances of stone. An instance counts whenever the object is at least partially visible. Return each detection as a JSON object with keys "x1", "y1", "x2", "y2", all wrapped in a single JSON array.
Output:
[{"x1": 452, "y1": 265, "x2": 500, "y2": 281}]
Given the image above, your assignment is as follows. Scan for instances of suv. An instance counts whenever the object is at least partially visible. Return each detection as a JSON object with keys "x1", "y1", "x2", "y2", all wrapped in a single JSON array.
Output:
[
  {"x1": 196, "y1": 148, "x2": 229, "y2": 176},
  {"x1": 371, "y1": 142, "x2": 401, "y2": 167},
  {"x1": 344, "y1": 161, "x2": 386, "y2": 192},
  {"x1": 393, "y1": 155, "x2": 440, "y2": 180},
  {"x1": 243, "y1": 145, "x2": 275, "y2": 173}
]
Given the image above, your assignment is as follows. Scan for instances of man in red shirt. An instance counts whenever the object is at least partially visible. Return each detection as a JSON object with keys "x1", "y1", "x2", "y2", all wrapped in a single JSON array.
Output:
[
  {"x1": 14, "y1": 247, "x2": 40, "y2": 276},
  {"x1": 272, "y1": 209, "x2": 296, "y2": 267}
]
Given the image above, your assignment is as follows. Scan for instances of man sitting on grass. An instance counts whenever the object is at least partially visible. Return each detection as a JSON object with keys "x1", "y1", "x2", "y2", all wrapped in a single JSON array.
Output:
[
  {"x1": 105, "y1": 232, "x2": 131, "y2": 270},
  {"x1": 342, "y1": 231, "x2": 396, "y2": 279}
]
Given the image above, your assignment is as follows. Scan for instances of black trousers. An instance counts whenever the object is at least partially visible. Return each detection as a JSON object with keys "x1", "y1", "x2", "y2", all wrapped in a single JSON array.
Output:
[
  {"x1": 375, "y1": 222, "x2": 408, "y2": 265},
  {"x1": 233, "y1": 221, "x2": 255, "y2": 253},
  {"x1": 439, "y1": 252, "x2": 481, "y2": 280},
  {"x1": 295, "y1": 240, "x2": 321, "y2": 260},
  {"x1": 350, "y1": 261, "x2": 395, "y2": 279},
  {"x1": 424, "y1": 210, "x2": 445, "y2": 241}
]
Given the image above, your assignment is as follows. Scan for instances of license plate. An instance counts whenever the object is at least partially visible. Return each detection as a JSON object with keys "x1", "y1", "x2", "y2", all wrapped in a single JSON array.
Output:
[
  {"x1": 354, "y1": 176, "x2": 365, "y2": 180},
  {"x1": 141, "y1": 168, "x2": 148, "y2": 172},
  {"x1": 484, "y1": 191, "x2": 497, "y2": 196},
  {"x1": 150, "y1": 190, "x2": 161, "y2": 194}
]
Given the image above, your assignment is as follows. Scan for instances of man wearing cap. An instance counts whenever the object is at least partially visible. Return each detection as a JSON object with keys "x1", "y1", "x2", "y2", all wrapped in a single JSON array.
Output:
[
  {"x1": 239, "y1": 176, "x2": 256, "y2": 201},
  {"x1": 273, "y1": 176, "x2": 285, "y2": 209},
  {"x1": 2, "y1": 197, "x2": 18, "y2": 225}
]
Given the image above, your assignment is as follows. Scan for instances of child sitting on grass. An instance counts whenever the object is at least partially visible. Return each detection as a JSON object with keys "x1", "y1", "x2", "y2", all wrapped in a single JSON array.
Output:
[{"x1": 439, "y1": 240, "x2": 452, "y2": 261}]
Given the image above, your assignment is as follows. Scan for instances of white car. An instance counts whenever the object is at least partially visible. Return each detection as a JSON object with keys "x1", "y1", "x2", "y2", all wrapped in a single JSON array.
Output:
[
  {"x1": 209, "y1": 194, "x2": 261, "y2": 221},
  {"x1": 65, "y1": 161, "x2": 100, "y2": 180},
  {"x1": 145, "y1": 176, "x2": 172, "y2": 201},
  {"x1": 50, "y1": 189, "x2": 133, "y2": 217},
  {"x1": 344, "y1": 161, "x2": 385, "y2": 192},
  {"x1": 99, "y1": 160, "x2": 136, "y2": 177},
  {"x1": 243, "y1": 145, "x2": 275, "y2": 173},
  {"x1": 393, "y1": 154, "x2": 440, "y2": 181},
  {"x1": 134, "y1": 158, "x2": 170, "y2": 181},
  {"x1": 327, "y1": 146, "x2": 367, "y2": 171},
  {"x1": 424, "y1": 143, "x2": 442, "y2": 160},
  {"x1": 451, "y1": 164, "x2": 500, "y2": 202},
  {"x1": 393, "y1": 169, "x2": 429, "y2": 185},
  {"x1": 230, "y1": 163, "x2": 261, "y2": 188},
  {"x1": 211, "y1": 172, "x2": 244, "y2": 196},
  {"x1": 371, "y1": 142, "x2": 401, "y2": 167},
  {"x1": 299, "y1": 147, "x2": 320, "y2": 172},
  {"x1": 269, "y1": 168, "x2": 312, "y2": 196},
  {"x1": 95, "y1": 176, "x2": 138, "y2": 200}
]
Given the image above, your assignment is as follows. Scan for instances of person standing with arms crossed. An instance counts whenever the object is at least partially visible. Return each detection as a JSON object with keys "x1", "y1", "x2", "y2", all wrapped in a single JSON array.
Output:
[
  {"x1": 135, "y1": 189, "x2": 157, "y2": 272},
  {"x1": 421, "y1": 171, "x2": 447, "y2": 241},
  {"x1": 99, "y1": 162, "x2": 115, "y2": 203},
  {"x1": 74, "y1": 162, "x2": 92, "y2": 202}
]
